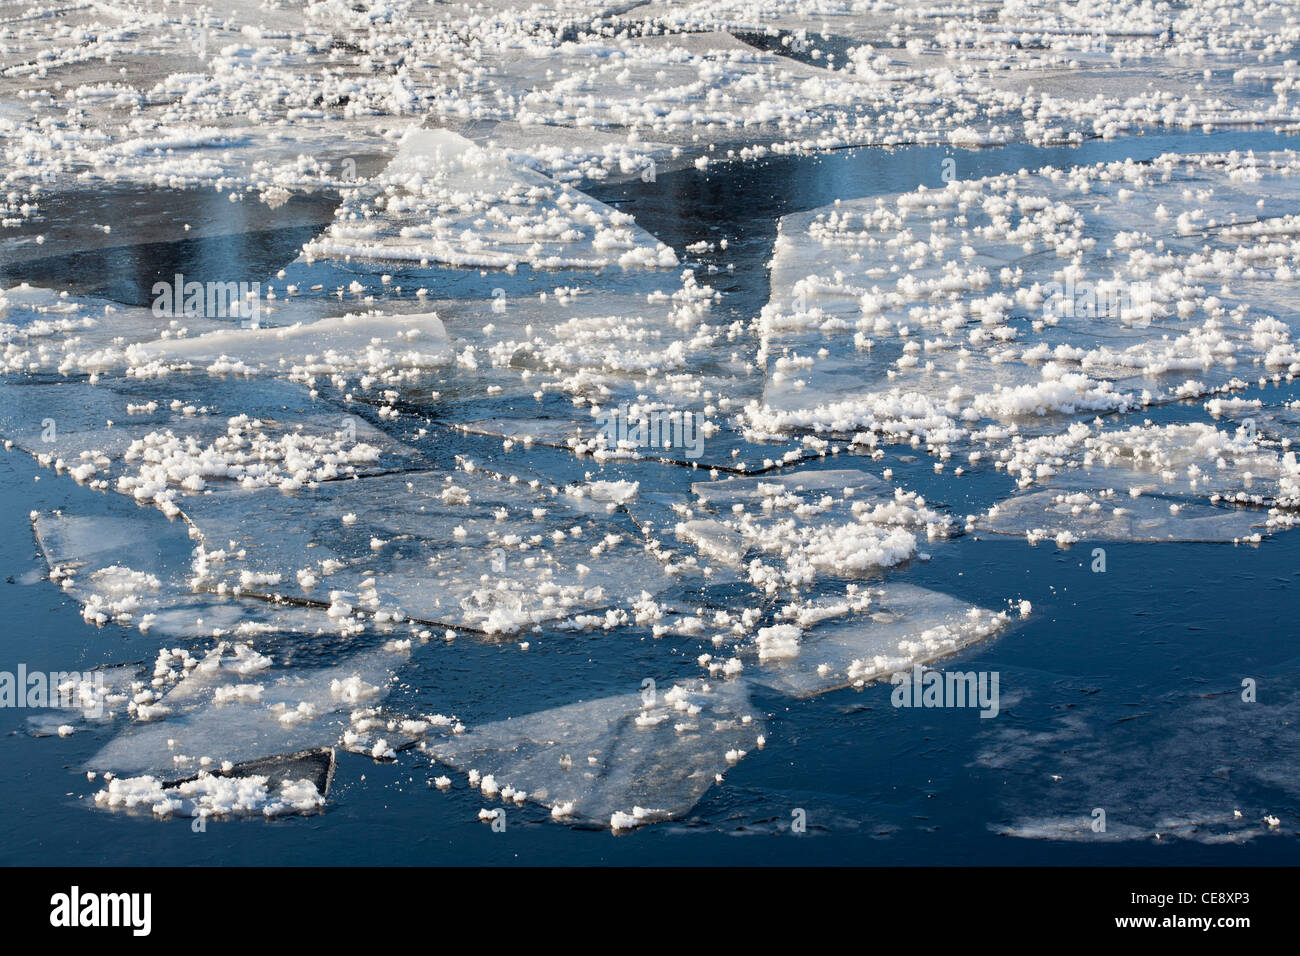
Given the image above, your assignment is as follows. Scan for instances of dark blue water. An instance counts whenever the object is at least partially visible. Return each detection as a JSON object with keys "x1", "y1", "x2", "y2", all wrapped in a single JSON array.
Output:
[{"x1": 3, "y1": 126, "x2": 1299, "y2": 864}]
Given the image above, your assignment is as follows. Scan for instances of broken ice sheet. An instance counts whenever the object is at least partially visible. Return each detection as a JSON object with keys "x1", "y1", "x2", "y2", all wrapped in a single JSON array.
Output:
[
  {"x1": 368, "y1": 277, "x2": 807, "y2": 472},
  {"x1": 88, "y1": 638, "x2": 410, "y2": 784},
  {"x1": 456, "y1": 11, "x2": 1298, "y2": 156},
  {"x1": 668, "y1": 518, "x2": 748, "y2": 570},
  {"x1": 1232, "y1": 400, "x2": 1300, "y2": 448},
  {"x1": 689, "y1": 467, "x2": 891, "y2": 507},
  {"x1": 452, "y1": 407, "x2": 811, "y2": 474},
  {"x1": 976, "y1": 489, "x2": 1273, "y2": 545},
  {"x1": 1000, "y1": 420, "x2": 1300, "y2": 503},
  {"x1": 680, "y1": 468, "x2": 955, "y2": 591},
  {"x1": 748, "y1": 151, "x2": 1300, "y2": 453},
  {"x1": 0, "y1": 284, "x2": 227, "y2": 375},
  {"x1": 0, "y1": 377, "x2": 420, "y2": 508},
  {"x1": 0, "y1": 282, "x2": 454, "y2": 381},
  {"x1": 745, "y1": 583, "x2": 1015, "y2": 698},
  {"x1": 128, "y1": 308, "x2": 453, "y2": 381},
  {"x1": 300, "y1": 127, "x2": 678, "y2": 270},
  {"x1": 0, "y1": 0, "x2": 396, "y2": 195},
  {"x1": 477, "y1": 29, "x2": 842, "y2": 145},
  {"x1": 23, "y1": 666, "x2": 138, "y2": 735},
  {"x1": 426, "y1": 679, "x2": 763, "y2": 829},
  {"x1": 93, "y1": 749, "x2": 337, "y2": 820},
  {"x1": 7, "y1": 0, "x2": 1300, "y2": 213},
  {"x1": 178, "y1": 464, "x2": 693, "y2": 634},
  {"x1": 36, "y1": 508, "x2": 195, "y2": 630},
  {"x1": 33, "y1": 504, "x2": 359, "y2": 638},
  {"x1": 447, "y1": 381, "x2": 782, "y2": 472},
  {"x1": 36, "y1": 500, "x2": 440, "y2": 798},
  {"x1": 979, "y1": 419, "x2": 1300, "y2": 544},
  {"x1": 427, "y1": 278, "x2": 739, "y2": 395}
]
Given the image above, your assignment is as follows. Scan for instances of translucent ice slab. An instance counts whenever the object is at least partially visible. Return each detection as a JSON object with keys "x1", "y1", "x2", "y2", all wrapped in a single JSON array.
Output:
[
  {"x1": 682, "y1": 467, "x2": 954, "y2": 589},
  {"x1": 300, "y1": 127, "x2": 678, "y2": 270},
  {"x1": 751, "y1": 152, "x2": 1300, "y2": 450},
  {"x1": 88, "y1": 639, "x2": 409, "y2": 782},
  {"x1": 977, "y1": 489, "x2": 1273, "y2": 544},
  {"x1": 129, "y1": 309, "x2": 452, "y2": 379},
  {"x1": 1, "y1": 284, "x2": 225, "y2": 375},
  {"x1": 426, "y1": 678, "x2": 763, "y2": 828},
  {"x1": 34, "y1": 506, "x2": 349, "y2": 637},
  {"x1": 1, "y1": 376, "x2": 423, "y2": 517},
  {"x1": 747, "y1": 583, "x2": 1014, "y2": 698},
  {"x1": 982, "y1": 418, "x2": 1300, "y2": 542},
  {"x1": 177, "y1": 465, "x2": 691, "y2": 634}
]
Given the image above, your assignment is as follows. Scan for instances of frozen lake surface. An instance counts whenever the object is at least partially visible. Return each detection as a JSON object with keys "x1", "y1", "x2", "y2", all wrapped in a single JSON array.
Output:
[{"x1": 2, "y1": 1, "x2": 1300, "y2": 863}]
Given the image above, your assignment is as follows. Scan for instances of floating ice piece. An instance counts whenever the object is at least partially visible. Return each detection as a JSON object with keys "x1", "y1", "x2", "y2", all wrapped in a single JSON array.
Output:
[
  {"x1": 426, "y1": 679, "x2": 763, "y2": 828},
  {"x1": 1071, "y1": 422, "x2": 1300, "y2": 507},
  {"x1": 366, "y1": 278, "x2": 783, "y2": 471},
  {"x1": 94, "y1": 749, "x2": 333, "y2": 819},
  {"x1": 690, "y1": 468, "x2": 890, "y2": 506},
  {"x1": 301, "y1": 127, "x2": 677, "y2": 270},
  {"x1": 673, "y1": 519, "x2": 747, "y2": 568},
  {"x1": 1, "y1": 285, "x2": 227, "y2": 375},
  {"x1": 128, "y1": 310, "x2": 451, "y2": 379},
  {"x1": 22, "y1": 664, "x2": 137, "y2": 733},
  {"x1": 177, "y1": 465, "x2": 685, "y2": 633},
  {"x1": 747, "y1": 584, "x2": 1012, "y2": 697},
  {"x1": 982, "y1": 417, "x2": 1300, "y2": 542},
  {"x1": 755, "y1": 624, "x2": 801, "y2": 662},
  {"x1": 685, "y1": 468, "x2": 953, "y2": 590},
  {"x1": 3, "y1": 0, "x2": 1298, "y2": 216},
  {"x1": 32, "y1": 505, "x2": 347, "y2": 636},
  {"x1": 88, "y1": 640, "x2": 408, "y2": 783},
  {"x1": 977, "y1": 489, "x2": 1272, "y2": 544},
  {"x1": 1002, "y1": 421, "x2": 1299, "y2": 503},
  {"x1": 1, "y1": 378, "x2": 418, "y2": 514},
  {"x1": 750, "y1": 152, "x2": 1300, "y2": 452},
  {"x1": 1, "y1": 284, "x2": 451, "y2": 381}
]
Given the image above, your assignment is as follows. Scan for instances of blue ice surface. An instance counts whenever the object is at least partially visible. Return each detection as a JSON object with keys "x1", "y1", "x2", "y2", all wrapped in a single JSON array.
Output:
[{"x1": 2, "y1": 126, "x2": 1300, "y2": 864}]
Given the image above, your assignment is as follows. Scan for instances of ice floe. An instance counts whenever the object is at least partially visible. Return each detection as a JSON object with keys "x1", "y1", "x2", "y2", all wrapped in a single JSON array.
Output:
[
  {"x1": 752, "y1": 151, "x2": 1300, "y2": 459},
  {"x1": 748, "y1": 583, "x2": 1015, "y2": 698},
  {"x1": 426, "y1": 678, "x2": 762, "y2": 828},
  {"x1": 87, "y1": 638, "x2": 410, "y2": 781},
  {"x1": 302, "y1": 127, "x2": 678, "y2": 270}
]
